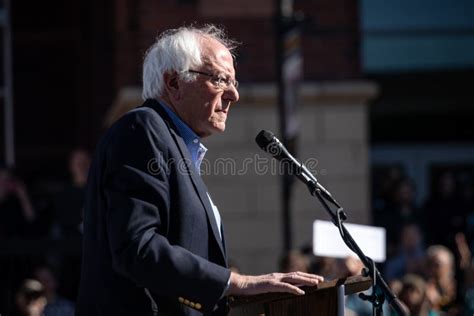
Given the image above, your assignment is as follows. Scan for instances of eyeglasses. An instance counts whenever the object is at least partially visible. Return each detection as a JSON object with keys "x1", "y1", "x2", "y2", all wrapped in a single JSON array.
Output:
[{"x1": 187, "y1": 70, "x2": 239, "y2": 90}]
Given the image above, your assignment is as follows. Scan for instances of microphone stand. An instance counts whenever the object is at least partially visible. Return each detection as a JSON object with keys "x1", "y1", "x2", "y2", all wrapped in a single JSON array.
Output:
[
  {"x1": 302, "y1": 177, "x2": 408, "y2": 316},
  {"x1": 255, "y1": 130, "x2": 408, "y2": 315}
]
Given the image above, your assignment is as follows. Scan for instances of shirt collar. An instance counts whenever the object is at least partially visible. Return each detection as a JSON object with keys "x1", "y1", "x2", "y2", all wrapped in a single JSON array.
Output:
[{"x1": 157, "y1": 100, "x2": 207, "y2": 170}]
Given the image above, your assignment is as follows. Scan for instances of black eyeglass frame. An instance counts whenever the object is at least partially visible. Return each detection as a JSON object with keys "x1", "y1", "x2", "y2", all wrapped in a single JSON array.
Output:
[{"x1": 187, "y1": 70, "x2": 239, "y2": 90}]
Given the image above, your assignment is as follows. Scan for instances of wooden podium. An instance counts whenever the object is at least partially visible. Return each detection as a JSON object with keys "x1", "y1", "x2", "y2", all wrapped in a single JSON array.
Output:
[{"x1": 229, "y1": 275, "x2": 372, "y2": 316}]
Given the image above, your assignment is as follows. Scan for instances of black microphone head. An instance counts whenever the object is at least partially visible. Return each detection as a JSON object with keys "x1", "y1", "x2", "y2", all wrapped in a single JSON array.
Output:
[{"x1": 255, "y1": 130, "x2": 275, "y2": 150}]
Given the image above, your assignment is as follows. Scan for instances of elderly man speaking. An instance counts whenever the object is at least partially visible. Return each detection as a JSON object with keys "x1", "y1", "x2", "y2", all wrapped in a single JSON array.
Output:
[{"x1": 76, "y1": 25, "x2": 323, "y2": 316}]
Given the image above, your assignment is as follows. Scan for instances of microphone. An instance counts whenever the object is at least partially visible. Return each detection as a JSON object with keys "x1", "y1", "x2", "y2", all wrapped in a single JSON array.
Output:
[{"x1": 255, "y1": 130, "x2": 340, "y2": 208}]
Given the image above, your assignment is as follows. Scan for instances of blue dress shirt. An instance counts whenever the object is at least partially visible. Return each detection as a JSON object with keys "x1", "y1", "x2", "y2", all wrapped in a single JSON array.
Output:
[{"x1": 158, "y1": 101, "x2": 222, "y2": 239}]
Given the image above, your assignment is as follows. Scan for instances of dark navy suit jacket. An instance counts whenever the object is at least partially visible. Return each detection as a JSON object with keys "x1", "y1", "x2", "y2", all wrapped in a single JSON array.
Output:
[{"x1": 76, "y1": 99, "x2": 231, "y2": 316}]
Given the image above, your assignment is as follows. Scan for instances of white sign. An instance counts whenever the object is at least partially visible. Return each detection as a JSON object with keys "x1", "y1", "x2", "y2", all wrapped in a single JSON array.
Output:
[{"x1": 313, "y1": 220, "x2": 386, "y2": 262}]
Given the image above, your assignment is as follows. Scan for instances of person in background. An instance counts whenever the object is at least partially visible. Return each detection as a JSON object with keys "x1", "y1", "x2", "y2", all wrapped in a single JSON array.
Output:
[
  {"x1": 14, "y1": 279, "x2": 47, "y2": 316},
  {"x1": 372, "y1": 166, "x2": 404, "y2": 214},
  {"x1": 384, "y1": 223, "x2": 426, "y2": 281},
  {"x1": 425, "y1": 245, "x2": 457, "y2": 314},
  {"x1": 34, "y1": 264, "x2": 75, "y2": 316},
  {"x1": 50, "y1": 149, "x2": 91, "y2": 303},
  {"x1": 422, "y1": 172, "x2": 461, "y2": 247},
  {"x1": 0, "y1": 168, "x2": 37, "y2": 239},
  {"x1": 396, "y1": 274, "x2": 439, "y2": 316},
  {"x1": 375, "y1": 177, "x2": 421, "y2": 257},
  {"x1": 53, "y1": 149, "x2": 91, "y2": 238}
]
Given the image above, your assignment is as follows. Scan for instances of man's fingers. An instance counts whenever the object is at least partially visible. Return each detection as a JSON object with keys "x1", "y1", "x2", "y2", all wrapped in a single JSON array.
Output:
[
  {"x1": 280, "y1": 272, "x2": 324, "y2": 286},
  {"x1": 280, "y1": 276, "x2": 320, "y2": 286},
  {"x1": 289, "y1": 271, "x2": 325, "y2": 281},
  {"x1": 228, "y1": 272, "x2": 325, "y2": 296},
  {"x1": 267, "y1": 281, "x2": 306, "y2": 295}
]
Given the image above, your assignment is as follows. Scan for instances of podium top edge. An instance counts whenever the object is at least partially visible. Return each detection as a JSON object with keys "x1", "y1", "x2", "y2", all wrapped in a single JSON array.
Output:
[{"x1": 229, "y1": 275, "x2": 372, "y2": 308}]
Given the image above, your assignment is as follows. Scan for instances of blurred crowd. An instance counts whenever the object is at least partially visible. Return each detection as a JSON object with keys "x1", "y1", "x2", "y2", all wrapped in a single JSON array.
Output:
[
  {"x1": 0, "y1": 148, "x2": 90, "y2": 316},
  {"x1": 0, "y1": 149, "x2": 90, "y2": 241},
  {"x1": 1, "y1": 153, "x2": 474, "y2": 315},
  {"x1": 371, "y1": 168, "x2": 474, "y2": 315},
  {"x1": 274, "y1": 167, "x2": 474, "y2": 315}
]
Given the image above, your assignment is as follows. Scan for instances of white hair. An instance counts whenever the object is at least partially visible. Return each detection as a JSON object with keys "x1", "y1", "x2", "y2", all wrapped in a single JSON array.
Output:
[
  {"x1": 426, "y1": 245, "x2": 454, "y2": 267},
  {"x1": 142, "y1": 25, "x2": 238, "y2": 100}
]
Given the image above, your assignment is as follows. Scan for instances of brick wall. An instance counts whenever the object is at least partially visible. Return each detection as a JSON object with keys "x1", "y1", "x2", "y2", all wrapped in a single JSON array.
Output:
[{"x1": 112, "y1": 0, "x2": 362, "y2": 90}]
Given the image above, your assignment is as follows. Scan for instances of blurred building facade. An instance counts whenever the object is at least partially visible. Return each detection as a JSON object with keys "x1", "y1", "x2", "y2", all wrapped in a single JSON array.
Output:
[{"x1": 362, "y1": 0, "x2": 474, "y2": 204}]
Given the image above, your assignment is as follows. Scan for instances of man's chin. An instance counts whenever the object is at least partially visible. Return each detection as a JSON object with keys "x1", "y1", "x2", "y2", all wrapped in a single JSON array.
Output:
[
  {"x1": 199, "y1": 124, "x2": 225, "y2": 138},
  {"x1": 214, "y1": 123, "x2": 226, "y2": 134}
]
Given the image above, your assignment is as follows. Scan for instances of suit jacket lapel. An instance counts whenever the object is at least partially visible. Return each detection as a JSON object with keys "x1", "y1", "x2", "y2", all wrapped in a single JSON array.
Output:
[
  {"x1": 143, "y1": 99, "x2": 227, "y2": 262},
  {"x1": 220, "y1": 221, "x2": 227, "y2": 259},
  {"x1": 169, "y1": 129, "x2": 226, "y2": 258}
]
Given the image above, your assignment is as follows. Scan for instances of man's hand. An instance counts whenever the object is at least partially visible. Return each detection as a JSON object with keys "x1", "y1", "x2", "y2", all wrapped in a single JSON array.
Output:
[{"x1": 227, "y1": 271, "x2": 324, "y2": 296}]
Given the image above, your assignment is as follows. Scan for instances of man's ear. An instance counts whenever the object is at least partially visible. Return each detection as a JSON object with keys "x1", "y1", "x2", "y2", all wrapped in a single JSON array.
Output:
[{"x1": 163, "y1": 72, "x2": 181, "y2": 101}]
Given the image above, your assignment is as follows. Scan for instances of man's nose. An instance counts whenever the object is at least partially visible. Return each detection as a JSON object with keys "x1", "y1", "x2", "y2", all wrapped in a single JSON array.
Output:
[{"x1": 223, "y1": 84, "x2": 239, "y2": 103}]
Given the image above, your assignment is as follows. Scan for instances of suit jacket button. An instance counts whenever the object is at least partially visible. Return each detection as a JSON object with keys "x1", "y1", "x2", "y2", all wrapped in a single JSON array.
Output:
[
  {"x1": 178, "y1": 297, "x2": 184, "y2": 303},
  {"x1": 195, "y1": 303, "x2": 202, "y2": 310},
  {"x1": 184, "y1": 299, "x2": 190, "y2": 305}
]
